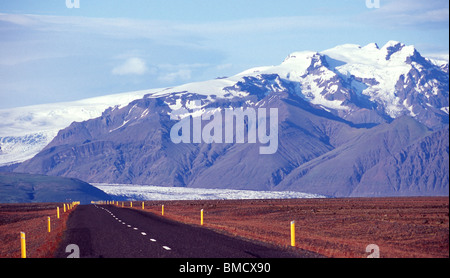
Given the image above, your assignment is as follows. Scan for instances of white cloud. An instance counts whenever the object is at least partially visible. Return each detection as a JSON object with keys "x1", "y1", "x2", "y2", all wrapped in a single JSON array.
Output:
[
  {"x1": 0, "y1": 13, "x2": 346, "y2": 43},
  {"x1": 424, "y1": 53, "x2": 449, "y2": 63},
  {"x1": 175, "y1": 15, "x2": 348, "y2": 36},
  {"x1": 0, "y1": 13, "x2": 194, "y2": 46},
  {"x1": 158, "y1": 69, "x2": 192, "y2": 83},
  {"x1": 112, "y1": 57, "x2": 148, "y2": 75},
  {"x1": 156, "y1": 63, "x2": 214, "y2": 83},
  {"x1": 216, "y1": 63, "x2": 233, "y2": 70},
  {"x1": 0, "y1": 13, "x2": 39, "y2": 26},
  {"x1": 365, "y1": 0, "x2": 449, "y2": 27}
]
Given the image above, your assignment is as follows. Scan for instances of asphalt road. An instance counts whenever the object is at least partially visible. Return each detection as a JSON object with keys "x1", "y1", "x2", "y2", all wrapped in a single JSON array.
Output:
[{"x1": 54, "y1": 204, "x2": 321, "y2": 258}]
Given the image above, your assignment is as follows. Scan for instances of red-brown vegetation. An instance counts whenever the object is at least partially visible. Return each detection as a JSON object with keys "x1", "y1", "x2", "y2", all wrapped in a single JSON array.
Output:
[
  {"x1": 2, "y1": 197, "x2": 447, "y2": 258},
  {"x1": 0, "y1": 203, "x2": 71, "y2": 258},
  {"x1": 132, "y1": 197, "x2": 449, "y2": 258}
]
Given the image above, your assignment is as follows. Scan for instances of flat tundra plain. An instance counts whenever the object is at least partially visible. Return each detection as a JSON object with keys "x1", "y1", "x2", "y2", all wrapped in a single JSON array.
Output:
[
  {"x1": 141, "y1": 197, "x2": 449, "y2": 258},
  {"x1": 0, "y1": 203, "x2": 68, "y2": 258},
  {"x1": 0, "y1": 197, "x2": 448, "y2": 258}
]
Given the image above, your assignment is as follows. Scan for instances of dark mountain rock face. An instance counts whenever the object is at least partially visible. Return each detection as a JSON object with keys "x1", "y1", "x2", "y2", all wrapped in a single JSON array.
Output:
[
  {"x1": 13, "y1": 42, "x2": 449, "y2": 197},
  {"x1": 14, "y1": 91, "x2": 448, "y2": 197},
  {"x1": 353, "y1": 128, "x2": 449, "y2": 197},
  {"x1": 276, "y1": 116, "x2": 445, "y2": 197}
]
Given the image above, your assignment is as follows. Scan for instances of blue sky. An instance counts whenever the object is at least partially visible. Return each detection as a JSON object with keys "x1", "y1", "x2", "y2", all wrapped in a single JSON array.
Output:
[{"x1": 0, "y1": 0, "x2": 448, "y2": 108}]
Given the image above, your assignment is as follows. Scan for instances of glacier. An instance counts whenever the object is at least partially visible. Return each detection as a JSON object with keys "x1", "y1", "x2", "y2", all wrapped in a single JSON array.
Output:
[
  {"x1": 92, "y1": 183, "x2": 326, "y2": 201},
  {"x1": 0, "y1": 89, "x2": 157, "y2": 166}
]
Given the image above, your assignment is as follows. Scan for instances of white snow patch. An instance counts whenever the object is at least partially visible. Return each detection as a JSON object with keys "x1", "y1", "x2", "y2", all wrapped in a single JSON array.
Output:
[
  {"x1": 320, "y1": 41, "x2": 419, "y2": 118},
  {"x1": 0, "y1": 89, "x2": 161, "y2": 166},
  {"x1": 0, "y1": 130, "x2": 58, "y2": 166},
  {"x1": 109, "y1": 119, "x2": 130, "y2": 133}
]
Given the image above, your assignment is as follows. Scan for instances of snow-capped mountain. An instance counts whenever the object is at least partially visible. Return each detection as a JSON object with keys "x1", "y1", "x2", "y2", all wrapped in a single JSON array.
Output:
[
  {"x1": 239, "y1": 40, "x2": 448, "y2": 128},
  {"x1": 3, "y1": 41, "x2": 449, "y2": 197},
  {"x1": 155, "y1": 40, "x2": 448, "y2": 128},
  {"x1": 0, "y1": 89, "x2": 156, "y2": 166}
]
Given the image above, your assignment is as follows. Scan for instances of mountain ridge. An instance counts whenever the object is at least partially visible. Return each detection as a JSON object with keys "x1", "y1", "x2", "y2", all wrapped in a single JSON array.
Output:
[{"x1": 3, "y1": 41, "x2": 449, "y2": 197}]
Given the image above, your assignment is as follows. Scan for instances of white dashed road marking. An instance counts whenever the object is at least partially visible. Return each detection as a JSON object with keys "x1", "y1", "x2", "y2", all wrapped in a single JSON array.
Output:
[{"x1": 98, "y1": 205, "x2": 173, "y2": 254}]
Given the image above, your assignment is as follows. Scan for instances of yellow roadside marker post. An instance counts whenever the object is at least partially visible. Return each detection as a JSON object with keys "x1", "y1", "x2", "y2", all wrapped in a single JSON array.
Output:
[
  {"x1": 290, "y1": 221, "x2": 295, "y2": 247},
  {"x1": 20, "y1": 232, "x2": 26, "y2": 258},
  {"x1": 48, "y1": 217, "x2": 51, "y2": 233},
  {"x1": 63, "y1": 203, "x2": 66, "y2": 213},
  {"x1": 142, "y1": 202, "x2": 144, "y2": 210},
  {"x1": 130, "y1": 201, "x2": 132, "y2": 208},
  {"x1": 162, "y1": 205, "x2": 164, "y2": 216},
  {"x1": 201, "y1": 209, "x2": 204, "y2": 226},
  {"x1": 57, "y1": 207, "x2": 60, "y2": 219}
]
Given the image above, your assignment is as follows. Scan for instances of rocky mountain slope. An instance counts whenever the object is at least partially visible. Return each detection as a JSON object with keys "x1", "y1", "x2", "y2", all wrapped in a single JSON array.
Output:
[{"x1": 9, "y1": 41, "x2": 450, "y2": 197}]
